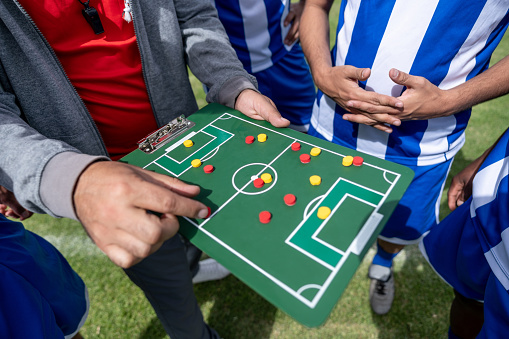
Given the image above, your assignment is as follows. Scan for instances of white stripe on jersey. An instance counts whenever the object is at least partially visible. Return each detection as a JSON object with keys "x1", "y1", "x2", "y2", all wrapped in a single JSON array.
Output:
[
  {"x1": 416, "y1": 0, "x2": 509, "y2": 165},
  {"x1": 417, "y1": 116, "x2": 461, "y2": 166},
  {"x1": 356, "y1": 0, "x2": 439, "y2": 157},
  {"x1": 470, "y1": 156, "x2": 509, "y2": 218},
  {"x1": 362, "y1": 0, "x2": 439, "y2": 96},
  {"x1": 239, "y1": 1, "x2": 273, "y2": 72},
  {"x1": 312, "y1": 95, "x2": 336, "y2": 141},
  {"x1": 485, "y1": 228, "x2": 509, "y2": 290},
  {"x1": 335, "y1": 0, "x2": 362, "y2": 67},
  {"x1": 310, "y1": 0, "x2": 361, "y2": 143},
  {"x1": 441, "y1": 0, "x2": 509, "y2": 90},
  {"x1": 280, "y1": 0, "x2": 294, "y2": 53}
]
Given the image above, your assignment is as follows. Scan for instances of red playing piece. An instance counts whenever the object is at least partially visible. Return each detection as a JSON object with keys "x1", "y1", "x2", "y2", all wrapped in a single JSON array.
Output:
[
  {"x1": 259, "y1": 211, "x2": 272, "y2": 224},
  {"x1": 253, "y1": 178, "x2": 265, "y2": 188},
  {"x1": 245, "y1": 135, "x2": 255, "y2": 144},
  {"x1": 203, "y1": 164, "x2": 215, "y2": 173},
  {"x1": 291, "y1": 142, "x2": 301, "y2": 151},
  {"x1": 353, "y1": 156, "x2": 364, "y2": 166},
  {"x1": 300, "y1": 153, "x2": 311, "y2": 163},
  {"x1": 284, "y1": 194, "x2": 296, "y2": 206}
]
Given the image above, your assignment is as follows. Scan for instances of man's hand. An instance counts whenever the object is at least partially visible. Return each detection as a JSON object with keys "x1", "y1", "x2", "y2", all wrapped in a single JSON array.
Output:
[
  {"x1": 74, "y1": 161, "x2": 210, "y2": 268},
  {"x1": 317, "y1": 65, "x2": 403, "y2": 133},
  {"x1": 389, "y1": 68, "x2": 452, "y2": 120},
  {"x1": 235, "y1": 89, "x2": 290, "y2": 128},
  {"x1": 447, "y1": 159, "x2": 482, "y2": 212},
  {"x1": 0, "y1": 186, "x2": 33, "y2": 220},
  {"x1": 447, "y1": 142, "x2": 497, "y2": 211},
  {"x1": 283, "y1": 1, "x2": 305, "y2": 45},
  {"x1": 341, "y1": 68, "x2": 455, "y2": 128}
]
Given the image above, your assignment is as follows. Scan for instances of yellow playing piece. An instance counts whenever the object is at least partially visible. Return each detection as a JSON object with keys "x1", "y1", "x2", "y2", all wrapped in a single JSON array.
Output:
[
  {"x1": 317, "y1": 206, "x2": 331, "y2": 220},
  {"x1": 342, "y1": 155, "x2": 354, "y2": 167},
  {"x1": 310, "y1": 147, "x2": 322, "y2": 156},
  {"x1": 191, "y1": 159, "x2": 202, "y2": 167},
  {"x1": 261, "y1": 173, "x2": 273, "y2": 183},
  {"x1": 309, "y1": 175, "x2": 321, "y2": 186}
]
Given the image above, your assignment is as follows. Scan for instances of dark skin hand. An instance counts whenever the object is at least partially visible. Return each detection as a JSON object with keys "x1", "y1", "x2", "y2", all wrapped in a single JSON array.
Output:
[{"x1": 0, "y1": 186, "x2": 33, "y2": 220}]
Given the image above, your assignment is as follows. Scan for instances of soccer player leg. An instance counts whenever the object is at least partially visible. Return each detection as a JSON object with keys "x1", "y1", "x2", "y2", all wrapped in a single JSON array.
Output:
[
  {"x1": 479, "y1": 272, "x2": 509, "y2": 338},
  {"x1": 369, "y1": 159, "x2": 453, "y2": 315},
  {"x1": 0, "y1": 215, "x2": 88, "y2": 338},
  {"x1": 123, "y1": 235, "x2": 220, "y2": 339},
  {"x1": 420, "y1": 200, "x2": 489, "y2": 338},
  {"x1": 449, "y1": 290, "x2": 484, "y2": 339},
  {"x1": 379, "y1": 158, "x2": 453, "y2": 245},
  {"x1": 255, "y1": 44, "x2": 315, "y2": 132}
]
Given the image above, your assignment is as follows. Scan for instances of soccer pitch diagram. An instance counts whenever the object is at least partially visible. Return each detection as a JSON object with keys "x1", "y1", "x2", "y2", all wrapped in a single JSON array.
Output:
[{"x1": 121, "y1": 103, "x2": 414, "y2": 327}]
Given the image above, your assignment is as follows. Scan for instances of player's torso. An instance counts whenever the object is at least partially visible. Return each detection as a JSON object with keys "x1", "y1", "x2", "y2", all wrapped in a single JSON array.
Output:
[
  {"x1": 312, "y1": 0, "x2": 509, "y2": 166},
  {"x1": 211, "y1": 0, "x2": 292, "y2": 73},
  {"x1": 334, "y1": 0, "x2": 509, "y2": 93}
]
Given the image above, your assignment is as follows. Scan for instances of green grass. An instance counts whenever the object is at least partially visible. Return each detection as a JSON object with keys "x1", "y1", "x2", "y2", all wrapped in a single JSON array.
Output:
[{"x1": 22, "y1": 3, "x2": 509, "y2": 338}]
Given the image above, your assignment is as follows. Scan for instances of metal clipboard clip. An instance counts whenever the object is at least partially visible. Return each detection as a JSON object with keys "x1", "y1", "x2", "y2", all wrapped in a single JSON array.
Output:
[{"x1": 137, "y1": 115, "x2": 195, "y2": 154}]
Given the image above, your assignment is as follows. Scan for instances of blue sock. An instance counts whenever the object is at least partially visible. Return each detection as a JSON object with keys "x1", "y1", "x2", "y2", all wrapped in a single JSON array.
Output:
[
  {"x1": 372, "y1": 243, "x2": 398, "y2": 268},
  {"x1": 448, "y1": 328, "x2": 461, "y2": 339}
]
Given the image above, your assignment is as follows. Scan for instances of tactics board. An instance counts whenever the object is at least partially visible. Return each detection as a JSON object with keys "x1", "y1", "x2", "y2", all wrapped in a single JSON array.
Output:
[{"x1": 120, "y1": 103, "x2": 414, "y2": 327}]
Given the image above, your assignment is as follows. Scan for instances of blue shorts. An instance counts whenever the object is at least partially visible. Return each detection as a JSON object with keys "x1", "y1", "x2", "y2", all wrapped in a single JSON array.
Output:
[
  {"x1": 378, "y1": 158, "x2": 453, "y2": 244},
  {"x1": 254, "y1": 44, "x2": 315, "y2": 132},
  {"x1": 0, "y1": 215, "x2": 89, "y2": 338},
  {"x1": 420, "y1": 200, "x2": 509, "y2": 338}
]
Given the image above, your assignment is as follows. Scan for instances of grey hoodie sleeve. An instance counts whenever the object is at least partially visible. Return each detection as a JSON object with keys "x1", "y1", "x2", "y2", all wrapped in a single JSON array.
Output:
[
  {"x1": 40, "y1": 152, "x2": 109, "y2": 220},
  {"x1": 0, "y1": 88, "x2": 108, "y2": 218},
  {"x1": 174, "y1": 0, "x2": 259, "y2": 107}
]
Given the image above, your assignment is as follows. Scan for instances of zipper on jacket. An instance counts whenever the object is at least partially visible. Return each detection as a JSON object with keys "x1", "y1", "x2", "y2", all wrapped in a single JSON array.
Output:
[
  {"x1": 129, "y1": 0, "x2": 160, "y2": 127},
  {"x1": 12, "y1": 0, "x2": 110, "y2": 156}
]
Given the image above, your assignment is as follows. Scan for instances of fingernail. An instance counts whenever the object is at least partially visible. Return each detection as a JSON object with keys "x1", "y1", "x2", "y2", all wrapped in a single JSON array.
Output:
[
  {"x1": 391, "y1": 69, "x2": 399, "y2": 78},
  {"x1": 198, "y1": 207, "x2": 211, "y2": 219},
  {"x1": 395, "y1": 101, "x2": 403, "y2": 108},
  {"x1": 393, "y1": 120, "x2": 401, "y2": 126}
]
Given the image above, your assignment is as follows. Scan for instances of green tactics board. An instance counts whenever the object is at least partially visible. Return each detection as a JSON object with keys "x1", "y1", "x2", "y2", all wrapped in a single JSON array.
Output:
[{"x1": 121, "y1": 103, "x2": 414, "y2": 327}]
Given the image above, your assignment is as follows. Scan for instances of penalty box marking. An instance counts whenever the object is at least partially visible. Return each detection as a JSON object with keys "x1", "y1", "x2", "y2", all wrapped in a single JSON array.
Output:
[
  {"x1": 144, "y1": 124, "x2": 234, "y2": 177},
  {"x1": 286, "y1": 178, "x2": 385, "y2": 270}
]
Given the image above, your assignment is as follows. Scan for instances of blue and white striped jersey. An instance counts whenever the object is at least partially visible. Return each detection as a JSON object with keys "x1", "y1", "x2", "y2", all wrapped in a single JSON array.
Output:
[
  {"x1": 471, "y1": 128, "x2": 509, "y2": 292},
  {"x1": 310, "y1": 0, "x2": 509, "y2": 166},
  {"x1": 211, "y1": 0, "x2": 294, "y2": 73}
]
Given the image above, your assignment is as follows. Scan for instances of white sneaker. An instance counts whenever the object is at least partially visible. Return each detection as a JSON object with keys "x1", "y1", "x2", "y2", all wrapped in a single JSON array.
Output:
[
  {"x1": 192, "y1": 258, "x2": 231, "y2": 284},
  {"x1": 368, "y1": 264, "x2": 394, "y2": 315}
]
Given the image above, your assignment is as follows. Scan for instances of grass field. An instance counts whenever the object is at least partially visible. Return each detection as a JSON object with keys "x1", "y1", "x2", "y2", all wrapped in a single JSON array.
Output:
[{"x1": 22, "y1": 3, "x2": 509, "y2": 338}]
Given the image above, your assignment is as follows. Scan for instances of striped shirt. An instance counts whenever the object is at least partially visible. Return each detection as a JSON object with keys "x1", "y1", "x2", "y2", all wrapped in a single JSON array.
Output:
[
  {"x1": 471, "y1": 129, "x2": 509, "y2": 292},
  {"x1": 310, "y1": 0, "x2": 509, "y2": 166},
  {"x1": 211, "y1": 0, "x2": 294, "y2": 73}
]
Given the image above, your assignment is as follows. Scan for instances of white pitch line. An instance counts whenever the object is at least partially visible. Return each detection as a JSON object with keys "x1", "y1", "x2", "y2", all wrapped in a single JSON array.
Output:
[
  {"x1": 171, "y1": 112, "x2": 408, "y2": 307},
  {"x1": 286, "y1": 177, "x2": 384, "y2": 267},
  {"x1": 349, "y1": 212, "x2": 384, "y2": 255},
  {"x1": 153, "y1": 161, "x2": 178, "y2": 177},
  {"x1": 165, "y1": 131, "x2": 197, "y2": 153},
  {"x1": 196, "y1": 225, "x2": 319, "y2": 307}
]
